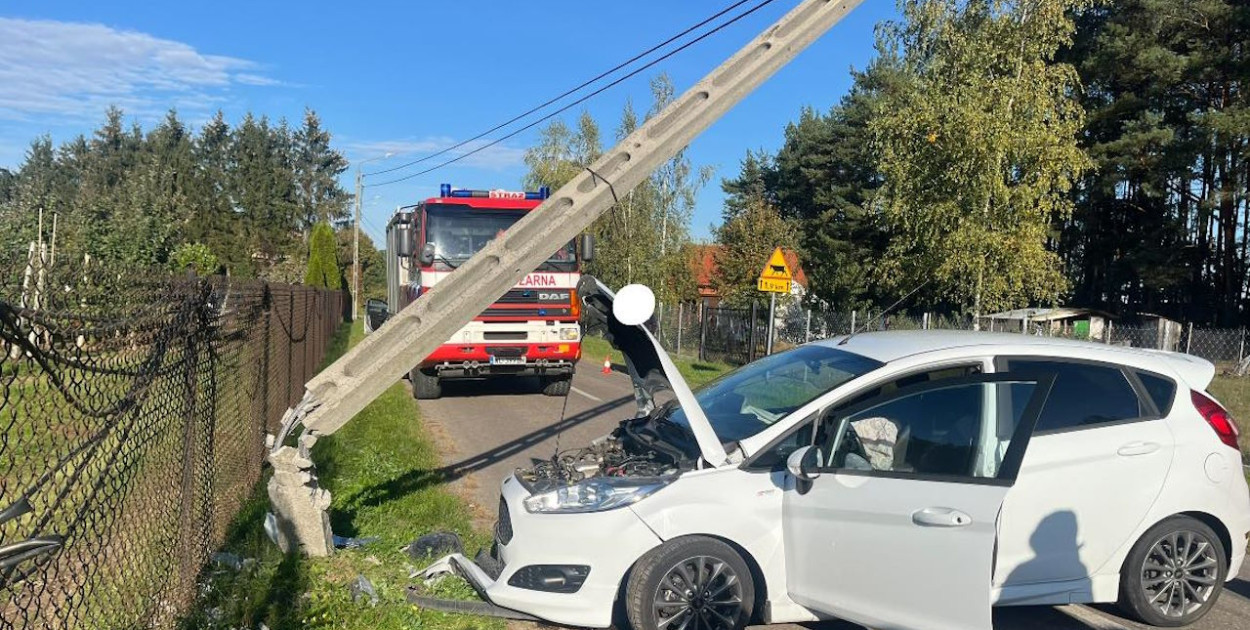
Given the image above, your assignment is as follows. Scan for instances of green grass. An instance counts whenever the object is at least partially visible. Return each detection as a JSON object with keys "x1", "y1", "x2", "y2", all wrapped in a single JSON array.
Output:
[
  {"x1": 183, "y1": 320, "x2": 501, "y2": 630},
  {"x1": 581, "y1": 334, "x2": 733, "y2": 390}
]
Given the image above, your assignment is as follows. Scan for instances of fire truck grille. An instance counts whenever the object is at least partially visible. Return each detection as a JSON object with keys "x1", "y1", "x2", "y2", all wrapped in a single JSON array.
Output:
[
  {"x1": 481, "y1": 307, "x2": 573, "y2": 318},
  {"x1": 496, "y1": 289, "x2": 572, "y2": 304}
]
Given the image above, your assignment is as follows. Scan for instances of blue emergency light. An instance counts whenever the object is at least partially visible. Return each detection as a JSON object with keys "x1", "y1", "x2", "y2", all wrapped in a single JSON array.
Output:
[{"x1": 439, "y1": 184, "x2": 550, "y2": 200}]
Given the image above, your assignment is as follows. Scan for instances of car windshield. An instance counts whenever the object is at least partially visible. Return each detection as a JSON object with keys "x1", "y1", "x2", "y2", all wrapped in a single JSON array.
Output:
[
  {"x1": 664, "y1": 345, "x2": 883, "y2": 443},
  {"x1": 425, "y1": 205, "x2": 575, "y2": 265}
]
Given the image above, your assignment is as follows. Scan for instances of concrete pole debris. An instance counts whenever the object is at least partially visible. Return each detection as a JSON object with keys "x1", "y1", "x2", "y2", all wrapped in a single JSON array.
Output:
[{"x1": 264, "y1": 0, "x2": 866, "y2": 555}]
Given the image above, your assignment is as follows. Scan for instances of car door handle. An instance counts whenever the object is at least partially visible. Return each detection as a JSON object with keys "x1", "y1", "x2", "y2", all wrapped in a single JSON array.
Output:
[
  {"x1": 1117, "y1": 441, "x2": 1160, "y2": 456},
  {"x1": 911, "y1": 507, "x2": 972, "y2": 528}
]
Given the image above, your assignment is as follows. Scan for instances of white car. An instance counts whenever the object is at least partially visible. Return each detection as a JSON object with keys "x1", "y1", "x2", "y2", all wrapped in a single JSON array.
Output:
[{"x1": 415, "y1": 282, "x2": 1250, "y2": 630}]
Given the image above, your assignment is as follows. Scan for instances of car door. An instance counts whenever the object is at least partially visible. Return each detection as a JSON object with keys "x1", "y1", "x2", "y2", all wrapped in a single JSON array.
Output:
[
  {"x1": 992, "y1": 358, "x2": 1175, "y2": 599},
  {"x1": 783, "y1": 374, "x2": 1053, "y2": 630}
]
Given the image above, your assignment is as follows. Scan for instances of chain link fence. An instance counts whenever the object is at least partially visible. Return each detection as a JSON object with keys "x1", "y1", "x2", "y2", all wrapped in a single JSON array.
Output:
[
  {"x1": 0, "y1": 256, "x2": 343, "y2": 630},
  {"x1": 650, "y1": 301, "x2": 1249, "y2": 370}
]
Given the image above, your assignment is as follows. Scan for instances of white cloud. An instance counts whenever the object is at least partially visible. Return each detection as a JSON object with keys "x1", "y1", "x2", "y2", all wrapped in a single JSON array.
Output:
[
  {"x1": 0, "y1": 17, "x2": 279, "y2": 122},
  {"x1": 345, "y1": 136, "x2": 527, "y2": 173}
]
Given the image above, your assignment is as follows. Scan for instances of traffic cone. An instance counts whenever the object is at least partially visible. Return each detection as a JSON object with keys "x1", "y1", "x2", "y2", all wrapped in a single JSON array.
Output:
[{"x1": 601, "y1": 355, "x2": 612, "y2": 375}]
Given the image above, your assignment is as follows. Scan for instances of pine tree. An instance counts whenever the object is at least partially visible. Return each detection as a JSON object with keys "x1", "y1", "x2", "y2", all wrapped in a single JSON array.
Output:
[{"x1": 293, "y1": 108, "x2": 350, "y2": 230}]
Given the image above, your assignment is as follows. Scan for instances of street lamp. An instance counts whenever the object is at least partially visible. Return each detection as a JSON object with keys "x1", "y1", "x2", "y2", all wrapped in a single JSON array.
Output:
[{"x1": 352, "y1": 152, "x2": 393, "y2": 320}]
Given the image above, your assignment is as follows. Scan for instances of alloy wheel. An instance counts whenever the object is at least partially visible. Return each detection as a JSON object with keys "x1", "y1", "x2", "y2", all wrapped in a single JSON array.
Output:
[
  {"x1": 652, "y1": 555, "x2": 744, "y2": 630},
  {"x1": 1139, "y1": 529, "x2": 1220, "y2": 619}
]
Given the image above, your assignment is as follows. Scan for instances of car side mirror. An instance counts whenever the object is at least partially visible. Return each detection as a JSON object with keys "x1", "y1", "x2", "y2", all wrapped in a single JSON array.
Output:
[
  {"x1": 580, "y1": 233, "x2": 594, "y2": 262},
  {"x1": 786, "y1": 445, "x2": 822, "y2": 481},
  {"x1": 418, "y1": 242, "x2": 436, "y2": 266}
]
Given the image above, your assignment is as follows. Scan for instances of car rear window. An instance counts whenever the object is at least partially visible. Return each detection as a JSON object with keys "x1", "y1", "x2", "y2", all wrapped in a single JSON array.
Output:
[
  {"x1": 1135, "y1": 370, "x2": 1176, "y2": 416},
  {"x1": 1003, "y1": 359, "x2": 1143, "y2": 432}
]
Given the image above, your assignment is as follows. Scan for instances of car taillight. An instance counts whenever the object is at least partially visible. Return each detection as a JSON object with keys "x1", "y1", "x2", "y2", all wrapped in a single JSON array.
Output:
[
  {"x1": 569, "y1": 289, "x2": 580, "y2": 318},
  {"x1": 1191, "y1": 390, "x2": 1240, "y2": 450}
]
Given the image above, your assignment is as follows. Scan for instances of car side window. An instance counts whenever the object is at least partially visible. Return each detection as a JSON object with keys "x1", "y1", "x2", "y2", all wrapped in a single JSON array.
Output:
[
  {"x1": 819, "y1": 380, "x2": 1041, "y2": 480},
  {"x1": 1135, "y1": 370, "x2": 1176, "y2": 416},
  {"x1": 745, "y1": 364, "x2": 981, "y2": 471},
  {"x1": 1003, "y1": 359, "x2": 1143, "y2": 432}
]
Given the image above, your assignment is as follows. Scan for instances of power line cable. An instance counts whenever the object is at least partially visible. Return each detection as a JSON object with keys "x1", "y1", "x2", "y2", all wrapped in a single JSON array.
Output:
[
  {"x1": 370, "y1": 0, "x2": 778, "y2": 188},
  {"x1": 366, "y1": 0, "x2": 758, "y2": 179}
]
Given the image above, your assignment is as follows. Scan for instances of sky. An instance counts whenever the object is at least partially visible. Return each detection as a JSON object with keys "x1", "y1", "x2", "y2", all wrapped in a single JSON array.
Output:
[{"x1": 0, "y1": 0, "x2": 896, "y2": 243}]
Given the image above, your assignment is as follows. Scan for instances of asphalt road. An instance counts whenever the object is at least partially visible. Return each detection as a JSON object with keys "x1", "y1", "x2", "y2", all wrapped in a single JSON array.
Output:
[{"x1": 415, "y1": 364, "x2": 1250, "y2": 630}]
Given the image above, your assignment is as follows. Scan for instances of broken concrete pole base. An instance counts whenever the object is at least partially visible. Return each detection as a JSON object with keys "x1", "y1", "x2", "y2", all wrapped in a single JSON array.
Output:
[{"x1": 266, "y1": 435, "x2": 333, "y2": 556}]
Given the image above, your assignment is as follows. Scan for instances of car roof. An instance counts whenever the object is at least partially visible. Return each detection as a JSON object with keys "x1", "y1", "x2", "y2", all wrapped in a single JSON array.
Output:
[{"x1": 810, "y1": 330, "x2": 1215, "y2": 387}]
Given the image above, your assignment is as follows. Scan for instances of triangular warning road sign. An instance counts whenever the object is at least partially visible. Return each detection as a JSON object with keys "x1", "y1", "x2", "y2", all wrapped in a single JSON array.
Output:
[{"x1": 758, "y1": 247, "x2": 793, "y2": 281}]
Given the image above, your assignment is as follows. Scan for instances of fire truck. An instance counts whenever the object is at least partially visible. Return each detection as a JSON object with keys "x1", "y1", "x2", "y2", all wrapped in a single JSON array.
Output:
[{"x1": 383, "y1": 184, "x2": 591, "y2": 399}]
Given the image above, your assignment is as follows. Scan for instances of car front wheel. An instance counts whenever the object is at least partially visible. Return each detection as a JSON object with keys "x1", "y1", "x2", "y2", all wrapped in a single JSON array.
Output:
[
  {"x1": 1118, "y1": 515, "x2": 1227, "y2": 627},
  {"x1": 625, "y1": 536, "x2": 755, "y2": 630}
]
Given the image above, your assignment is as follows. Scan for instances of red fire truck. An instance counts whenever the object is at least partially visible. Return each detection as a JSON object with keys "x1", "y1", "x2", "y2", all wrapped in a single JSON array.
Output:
[{"x1": 383, "y1": 184, "x2": 591, "y2": 399}]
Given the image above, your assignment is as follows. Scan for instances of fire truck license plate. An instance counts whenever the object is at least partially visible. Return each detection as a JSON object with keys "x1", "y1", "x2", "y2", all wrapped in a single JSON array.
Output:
[{"x1": 490, "y1": 356, "x2": 526, "y2": 366}]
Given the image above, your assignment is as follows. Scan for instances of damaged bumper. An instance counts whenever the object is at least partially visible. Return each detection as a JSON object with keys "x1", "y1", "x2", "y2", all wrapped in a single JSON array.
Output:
[
  {"x1": 410, "y1": 474, "x2": 663, "y2": 628},
  {"x1": 408, "y1": 553, "x2": 539, "y2": 620}
]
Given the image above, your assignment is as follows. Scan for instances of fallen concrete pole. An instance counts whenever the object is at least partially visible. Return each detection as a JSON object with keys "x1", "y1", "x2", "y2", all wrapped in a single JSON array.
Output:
[{"x1": 267, "y1": 0, "x2": 865, "y2": 555}]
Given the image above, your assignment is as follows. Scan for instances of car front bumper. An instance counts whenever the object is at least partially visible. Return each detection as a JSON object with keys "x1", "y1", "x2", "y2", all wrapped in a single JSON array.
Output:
[{"x1": 412, "y1": 474, "x2": 663, "y2": 628}]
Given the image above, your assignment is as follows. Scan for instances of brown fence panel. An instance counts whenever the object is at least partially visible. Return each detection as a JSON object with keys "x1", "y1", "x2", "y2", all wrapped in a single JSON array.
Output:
[{"x1": 0, "y1": 259, "x2": 343, "y2": 630}]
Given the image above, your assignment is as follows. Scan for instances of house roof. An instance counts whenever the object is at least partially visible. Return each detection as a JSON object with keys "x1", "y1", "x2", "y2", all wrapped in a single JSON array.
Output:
[{"x1": 690, "y1": 244, "x2": 808, "y2": 297}]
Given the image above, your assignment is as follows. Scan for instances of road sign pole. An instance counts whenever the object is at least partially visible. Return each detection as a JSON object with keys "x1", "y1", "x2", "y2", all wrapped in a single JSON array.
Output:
[{"x1": 766, "y1": 292, "x2": 776, "y2": 355}]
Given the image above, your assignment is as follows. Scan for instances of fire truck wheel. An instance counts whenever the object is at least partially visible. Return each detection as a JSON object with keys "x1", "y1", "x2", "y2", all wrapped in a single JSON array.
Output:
[
  {"x1": 541, "y1": 374, "x2": 572, "y2": 397},
  {"x1": 412, "y1": 368, "x2": 442, "y2": 400}
]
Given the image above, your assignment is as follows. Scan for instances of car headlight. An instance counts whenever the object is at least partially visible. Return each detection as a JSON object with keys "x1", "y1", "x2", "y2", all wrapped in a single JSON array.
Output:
[
  {"x1": 523, "y1": 478, "x2": 669, "y2": 514},
  {"x1": 559, "y1": 327, "x2": 580, "y2": 341}
]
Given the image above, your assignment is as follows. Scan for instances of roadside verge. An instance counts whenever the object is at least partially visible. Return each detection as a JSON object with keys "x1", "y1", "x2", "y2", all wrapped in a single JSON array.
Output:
[{"x1": 182, "y1": 320, "x2": 501, "y2": 630}]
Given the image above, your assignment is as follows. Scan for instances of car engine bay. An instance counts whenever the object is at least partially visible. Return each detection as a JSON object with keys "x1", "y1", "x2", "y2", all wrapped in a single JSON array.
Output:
[{"x1": 514, "y1": 414, "x2": 696, "y2": 493}]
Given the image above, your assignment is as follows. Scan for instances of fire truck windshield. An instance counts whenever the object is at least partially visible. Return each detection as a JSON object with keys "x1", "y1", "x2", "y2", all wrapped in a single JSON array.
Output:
[{"x1": 424, "y1": 205, "x2": 576, "y2": 269}]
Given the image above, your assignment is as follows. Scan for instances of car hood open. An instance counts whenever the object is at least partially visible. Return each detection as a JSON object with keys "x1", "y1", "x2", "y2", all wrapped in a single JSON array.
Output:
[{"x1": 577, "y1": 277, "x2": 728, "y2": 467}]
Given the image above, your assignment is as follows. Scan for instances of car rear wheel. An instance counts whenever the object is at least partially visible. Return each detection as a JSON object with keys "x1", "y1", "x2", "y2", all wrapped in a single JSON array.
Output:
[
  {"x1": 411, "y1": 368, "x2": 442, "y2": 400},
  {"x1": 1118, "y1": 515, "x2": 1227, "y2": 627},
  {"x1": 541, "y1": 374, "x2": 572, "y2": 396},
  {"x1": 625, "y1": 536, "x2": 754, "y2": 630}
]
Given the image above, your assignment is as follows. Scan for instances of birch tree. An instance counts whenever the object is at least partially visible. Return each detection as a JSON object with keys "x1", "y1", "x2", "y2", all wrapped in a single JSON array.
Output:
[{"x1": 872, "y1": 0, "x2": 1092, "y2": 320}]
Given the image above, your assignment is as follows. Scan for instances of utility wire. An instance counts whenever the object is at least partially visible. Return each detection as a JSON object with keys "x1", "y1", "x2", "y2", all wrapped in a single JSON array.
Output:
[
  {"x1": 370, "y1": 0, "x2": 777, "y2": 187},
  {"x1": 366, "y1": 0, "x2": 758, "y2": 179}
]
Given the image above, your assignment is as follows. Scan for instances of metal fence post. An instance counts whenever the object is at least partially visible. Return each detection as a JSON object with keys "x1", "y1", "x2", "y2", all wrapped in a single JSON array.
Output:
[
  {"x1": 676, "y1": 302, "x2": 684, "y2": 356},
  {"x1": 1239, "y1": 328, "x2": 1245, "y2": 364},
  {"x1": 657, "y1": 301, "x2": 665, "y2": 345},
  {"x1": 1186, "y1": 322, "x2": 1194, "y2": 354},
  {"x1": 261, "y1": 283, "x2": 272, "y2": 430},
  {"x1": 851, "y1": 310, "x2": 857, "y2": 334},
  {"x1": 1105, "y1": 320, "x2": 1112, "y2": 345},
  {"x1": 805, "y1": 308, "x2": 812, "y2": 343},
  {"x1": 699, "y1": 303, "x2": 708, "y2": 362},
  {"x1": 748, "y1": 301, "x2": 758, "y2": 363},
  {"x1": 286, "y1": 289, "x2": 294, "y2": 407}
]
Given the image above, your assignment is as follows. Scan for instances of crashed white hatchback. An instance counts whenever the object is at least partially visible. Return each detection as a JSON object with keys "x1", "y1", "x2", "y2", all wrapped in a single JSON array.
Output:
[{"x1": 415, "y1": 281, "x2": 1250, "y2": 630}]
